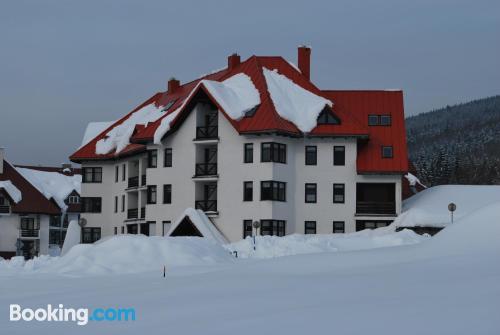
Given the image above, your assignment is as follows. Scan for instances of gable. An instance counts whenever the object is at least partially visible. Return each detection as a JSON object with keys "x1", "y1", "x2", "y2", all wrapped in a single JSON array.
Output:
[{"x1": 169, "y1": 217, "x2": 203, "y2": 237}]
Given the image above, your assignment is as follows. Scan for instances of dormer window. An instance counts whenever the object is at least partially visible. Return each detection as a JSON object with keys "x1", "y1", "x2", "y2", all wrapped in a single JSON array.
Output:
[
  {"x1": 68, "y1": 195, "x2": 80, "y2": 204},
  {"x1": 317, "y1": 107, "x2": 340, "y2": 125},
  {"x1": 162, "y1": 99, "x2": 177, "y2": 112}
]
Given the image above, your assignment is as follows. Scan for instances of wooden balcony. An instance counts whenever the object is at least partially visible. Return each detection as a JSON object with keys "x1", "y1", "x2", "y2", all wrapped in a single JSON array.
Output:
[
  {"x1": 195, "y1": 200, "x2": 217, "y2": 212},
  {"x1": 195, "y1": 126, "x2": 218, "y2": 140},
  {"x1": 356, "y1": 201, "x2": 396, "y2": 215},
  {"x1": 195, "y1": 163, "x2": 217, "y2": 177}
]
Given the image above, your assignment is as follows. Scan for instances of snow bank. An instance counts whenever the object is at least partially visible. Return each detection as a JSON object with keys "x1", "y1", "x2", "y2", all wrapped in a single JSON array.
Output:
[
  {"x1": 226, "y1": 227, "x2": 427, "y2": 259},
  {"x1": 0, "y1": 180, "x2": 22, "y2": 203},
  {"x1": 16, "y1": 167, "x2": 81, "y2": 210},
  {"x1": 80, "y1": 121, "x2": 114, "y2": 148},
  {"x1": 60, "y1": 220, "x2": 81, "y2": 256},
  {"x1": 397, "y1": 185, "x2": 500, "y2": 228},
  {"x1": 167, "y1": 208, "x2": 229, "y2": 244},
  {"x1": 96, "y1": 103, "x2": 165, "y2": 154},
  {"x1": 263, "y1": 68, "x2": 332, "y2": 132}
]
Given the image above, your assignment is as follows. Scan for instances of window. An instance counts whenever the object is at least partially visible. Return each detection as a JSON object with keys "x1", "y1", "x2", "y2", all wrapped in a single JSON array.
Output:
[
  {"x1": 0, "y1": 195, "x2": 6, "y2": 206},
  {"x1": 121, "y1": 226, "x2": 125, "y2": 234},
  {"x1": 243, "y1": 181, "x2": 253, "y2": 201},
  {"x1": 333, "y1": 221, "x2": 345, "y2": 233},
  {"x1": 380, "y1": 115, "x2": 392, "y2": 126},
  {"x1": 49, "y1": 230, "x2": 61, "y2": 245},
  {"x1": 244, "y1": 143, "x2": 253, "y2": 163},
  {"x1": 163, "y1": 184, "x2": 171, "y2": 204},
  {"x1": 382, "y1": 146, "x2": 393, "y2": 158},
  {"x1": 121, "y1": 195, "x2": 125, "y2": 212},
  {"x1": 243, "y1": 220, "x2": 253, "y2": 238},
  {"x1": 368, "y1": 115, "x2": 379, "y2": 126},
  {"x1": 333, "y1": 146, "x2": 345, "y2": 166},
  {"x1": 162, "y1": 221, "x2": 171, "y2": 236},
  {"x1": 305, "y1": 221, "x2": 316, "y2": 234},
  {"x1": 333, "y1": 184, "x2": 345, "y2": 203},
  {"x1": 260, "y1": 220, "x2": 286, "y2": 236},
  {"x1": 114, "y1": 227, "x2": 118, "y2": 235},
  {"x1": 115, "y1": 165, "x2": 119, "y2": 182},
  {"x1": 122, "y1": 164, "x2": 126, "y2": 181},
  {"x1": 261, "y1": 181, "x2": 286, "y2": 201},
  {"x1": 356, "y1": 220, "x2": 392, "y2": 231},
  {"x1": 147, "y1": 150, "x2": 158, "y2": 168},
  {"x1": 261, "y1": 142, "x2": 286, "y2": 164},
  {"x1": 147, "y1": 185, "x2": 157, "y2": 204},
  {"x1": 163, "y1": 99, "x2": 176, "y2": 111},
  {"x1": 20, "y1": 217, "x2": 38, "y2": 230},
  {"x1": 68, "y1": 195, "x2": 80, "y2": 204},
  {"x1": 164, "y1": 148, "x2": 172, "y2": 167},
  {"x1": 305, "y1": 183, "x2": 317, "y2": 203},
  {"x1": 317, "y1": 108, "x2": 340, "y2": 125},
  {"x1": 114, "y1": 196, "x2": 118, "y2": 213},
  {"x1": 81, "y1": 197, "x2": 102, "y2": 213},
  {"x1": 82, "y1": 227, "x2": 101, "y2": 244},
  {"x1": 82, "y1": 167, "x2": 102, "y2": 183},
  {"x1": 305, "y1": 146, "x2": 317, "y2": 165}
]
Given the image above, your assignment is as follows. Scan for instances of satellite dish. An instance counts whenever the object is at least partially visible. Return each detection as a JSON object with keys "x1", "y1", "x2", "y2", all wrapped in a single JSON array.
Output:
[{"x1": 78, "y1": 218, "x2": 87, "y2": 227}]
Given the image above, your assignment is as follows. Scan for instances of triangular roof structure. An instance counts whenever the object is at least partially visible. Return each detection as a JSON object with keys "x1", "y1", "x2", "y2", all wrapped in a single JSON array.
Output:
[{"x1": 167, "y1": 208, "x2": 228, "y2": 244}]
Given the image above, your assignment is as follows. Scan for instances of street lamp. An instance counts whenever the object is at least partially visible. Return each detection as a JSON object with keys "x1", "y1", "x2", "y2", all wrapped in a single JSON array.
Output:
[
  {"x1": 448, "y1": 203, "x2": 457, "y2": 224},
  {"x1": 252, "y1": 220, "x2": 260, "y2": 251}
]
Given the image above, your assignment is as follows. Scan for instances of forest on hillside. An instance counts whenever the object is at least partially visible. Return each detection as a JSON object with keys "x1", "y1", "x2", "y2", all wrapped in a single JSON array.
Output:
[{"x1": 407, "y1": 95, "x2": 500, "y2": 186}]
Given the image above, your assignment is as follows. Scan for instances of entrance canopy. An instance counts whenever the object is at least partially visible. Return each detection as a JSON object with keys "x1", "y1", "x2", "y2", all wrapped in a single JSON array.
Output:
[{"x1": 167, "y1": 208, "x2": 228, "y2": 244}]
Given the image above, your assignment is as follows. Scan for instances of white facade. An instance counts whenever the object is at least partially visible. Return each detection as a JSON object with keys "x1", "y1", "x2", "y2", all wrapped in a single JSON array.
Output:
[{"x1": 80, "y1": 103, "x2": 402, "y2": 242}]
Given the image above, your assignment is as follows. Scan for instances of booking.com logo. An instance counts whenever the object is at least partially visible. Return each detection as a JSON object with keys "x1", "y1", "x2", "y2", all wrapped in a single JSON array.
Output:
[{"x1": 10, "y1": 304, "x2": 136, "y2": 326}]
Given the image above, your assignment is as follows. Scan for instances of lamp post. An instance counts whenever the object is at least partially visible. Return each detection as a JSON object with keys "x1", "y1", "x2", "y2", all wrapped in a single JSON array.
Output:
[
  {"x1": 448, "y1": 203, "x2": 456, "y2": 224},
  {"x1": 252, "y1": 220, "x2": 260, "y2": 251}
]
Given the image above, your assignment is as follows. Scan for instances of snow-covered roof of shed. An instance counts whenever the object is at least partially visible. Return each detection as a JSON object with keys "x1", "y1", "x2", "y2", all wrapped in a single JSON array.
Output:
[{"x1": 168, "y1": 208, "x2": 228, "y2": 244}]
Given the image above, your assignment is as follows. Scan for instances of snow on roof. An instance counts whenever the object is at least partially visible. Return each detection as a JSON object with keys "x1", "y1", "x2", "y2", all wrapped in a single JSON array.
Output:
[
  {"x1": 396, "y1": 185, "x2": 500, "y2": 228},
  {"x1": 0, "y1": 180, "x2": 22, "y2": 203},
  {"x1": 202, "y1": 73, "x2": 260, "y2": 120},
  {"x1": 15, "y1": 167, "x2": 81, "y2": 211},
  {"x1": 96, "y1": 104, "x2": 164, "y2": 155},
  {"x1": 80, "y1": 121, "x2": 115, "y2": 149},
  {"x1": 404, "y1": 173, "x2": 427, "y2": 188},
  {"x1": 168, "y1": 208, "x2": 228, "y2": 244},
  {"x1": 263, "y1": 67, "x2": 332, "y2": 132}
]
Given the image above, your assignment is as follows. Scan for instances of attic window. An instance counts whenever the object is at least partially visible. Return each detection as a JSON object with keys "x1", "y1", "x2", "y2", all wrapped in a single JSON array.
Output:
[
  {"x1": 162, "y1": 99, "x2": 177, "y2": 112},
  {"x1": 244, "y1": 105, "x2": 260, "y2": 118},
  {"x1": 317, "y1": 107, "x2": 340, "y2": 125}
]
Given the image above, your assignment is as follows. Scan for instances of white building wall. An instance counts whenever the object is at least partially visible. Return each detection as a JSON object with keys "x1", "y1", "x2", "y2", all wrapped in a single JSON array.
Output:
[{"x1": 0, "y1": 214, "x2": 19, "y2": 253}]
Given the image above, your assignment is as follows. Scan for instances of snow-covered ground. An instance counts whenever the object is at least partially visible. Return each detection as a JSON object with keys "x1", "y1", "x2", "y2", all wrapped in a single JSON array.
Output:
[{"x1": 0, "y1": 188, "x2": 499, "y2": 334}]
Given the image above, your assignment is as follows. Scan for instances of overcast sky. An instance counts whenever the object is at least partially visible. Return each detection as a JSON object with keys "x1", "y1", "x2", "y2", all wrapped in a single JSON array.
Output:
[{"x1": 1, "y1": 0, "x2": 499, "y2": 165}]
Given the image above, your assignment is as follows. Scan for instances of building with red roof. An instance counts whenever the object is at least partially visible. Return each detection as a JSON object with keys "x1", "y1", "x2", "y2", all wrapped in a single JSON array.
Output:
[{"x1": 70, "y1": 47, "x2": 408, "y2": 242}]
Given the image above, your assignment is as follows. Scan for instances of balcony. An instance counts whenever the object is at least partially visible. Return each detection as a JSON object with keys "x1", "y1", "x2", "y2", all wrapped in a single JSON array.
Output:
[
  {"x1": 140, "y1": 207, "x2": 145, "y2": 219},
  {"x1": 128, "y1": 176, "x2": 139, "y2": 189},
  {"x1": 196, "y1": 126, "x2": 218, "y2": 140},
  {"x1": 195, "y1": 163, "x2": 217, "y2": 177},
  {"x1": 356, "y1": 201, "x2": 396, "y2": 215},
  {"x1": 0, "y1": 205, "x2": 10, "y2": 214},
  {"x1": 141, "y1": 175, "x2": 146, "y2": 186},
  {"x1": 127, "y1": 208, "x2": 139, "y2": 220},
  {"x1": 195, "y1": 200, "x2": 217, "y2": 212},
  {"x1": 19, "y1": 229, "x2": 39, "y2": 238}
]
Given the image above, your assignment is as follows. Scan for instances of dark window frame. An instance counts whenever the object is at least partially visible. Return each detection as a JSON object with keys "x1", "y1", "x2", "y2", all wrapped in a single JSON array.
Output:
[
  {"x1": 261, "y1": 142, "x2": 287, "y2": 164},
  {"x1": 147, "y1": 185, "x2": 157, "y2": 204},
  {"x1": 82, "y1": 167, "x2": 102, "y2": 183},
  {"x1": 114, "y1": 196, "x2": 118, "y2": 213},
  {"x1": 305, "y1": 221, "x2": 317, "y2": 234},
  {"x1": 243, "y1": 220, "x2": 253, "y2": 238},
  {"x1": 163, "y1": 184, "x2": 172, "y2": 204},
  {"x1": 333, "y1": 183, "x2": 345, "y2": 204},
  {"x1": 82, "y1": 227, "x2": 101, "y2": 244},
  {"x1": 382, "y1": 146, "x2": 393, "y2": 158},
  {"x1": 333, "y1": 146, "x2": 345, "y2": 166},
  {"x1": 317, "y1": 108, "x2": 340, "y2": 125},
  {"x1": 81, "y1": 197, "x2": 102, "y2": 213},
  {"x1": 115, "y1": 165, "x2": 119, "y2": 183},
  {"x1": 380, "y1": 115, "x2": 392, "y2": 126},
  {"x1": 122, "y1": 164, "x2": 126, "y2": 181},
  {"x1": 244, "y1": 143, "x2": 253, "y2": 163},
  {"x1": 305, "y1": 183, "x2": 317, "y2": 203},
  {"x1": 260, "y1": 220, "x2": 286, "y2": 236},
  {"x1": 260, "y1": 181, "x2": 286, "y2": 202},
  {"x1": 243, "y1": 181, "x2": 253, "y2": 202},
  {"x1": 305, "y1": 145, "x2": 317, "y2": 165},
  {"x1": 368, "y1": 114, "x2": 379, "y2": 126},
  {"x1": 121, "y1": 195, "x2": 125, "y2": 212},
  {"x1": 147, "y1": 150, "x2": 158, "y2": 168},
  {"x1": 333, "y1": 221, "x2": 345, "y2": 233},
  {"x1": 164, "y1": 148, "x2": 172, "y2": 167}
]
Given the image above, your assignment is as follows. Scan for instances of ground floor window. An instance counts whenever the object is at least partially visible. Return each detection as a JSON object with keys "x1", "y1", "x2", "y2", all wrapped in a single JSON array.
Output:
[
  {"x1": 127, "y1": 224, "x2": 138, "y2": 234},
  {"x1": 81, "y1": 227, "x2": 101, "y2": 243},
  {"x1": 260, "y1": 220, "x2": 286, "y2": 236},
  {"x1": 243, "y1": 220, "x2": 253, "y2": 238},
  {"x1": 305, "y1": 221, "x2": 316, "y2": 234},
  {"x1": 162, "y1": 221, "x2": 171, "y2": 236},
  {"x1": 356, "y1": 220, "x2": 392, "y2": 231},
  {"x1": 333, "y1": 221, "x2": 345, "y2": 233}
]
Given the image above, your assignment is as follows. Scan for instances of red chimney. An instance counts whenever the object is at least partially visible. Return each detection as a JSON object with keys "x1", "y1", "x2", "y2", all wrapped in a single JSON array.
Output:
[
  {"x1": 168, "y1": 77, "x2": 180, "y2": 94},
  {"x1": 228, "y1": 53, "x2": 241, "y2": 70},
  {"x1": 297, "y1": 46, "x2": 311, "y2": 80}
]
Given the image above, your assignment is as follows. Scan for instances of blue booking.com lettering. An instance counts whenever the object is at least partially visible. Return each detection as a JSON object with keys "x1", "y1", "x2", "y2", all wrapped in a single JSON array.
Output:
[{"x1": 89, "y1": 308, "x2": 136, "y2": 322}]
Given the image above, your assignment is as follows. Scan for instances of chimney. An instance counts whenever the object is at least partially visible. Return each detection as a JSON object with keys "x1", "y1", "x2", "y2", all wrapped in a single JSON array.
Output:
[
  {"x1": 228, "y1": 53, "x2": 241, "y2": 70},
  {"x1": 0, "y1": 147, "x2": 4, "y2": 174},
  {"x1": 297, "y1": 45, "x2": 311, "y2": 80},
  {"x1": 168, "y1": 77, "x2": 180, "y2": 94}
]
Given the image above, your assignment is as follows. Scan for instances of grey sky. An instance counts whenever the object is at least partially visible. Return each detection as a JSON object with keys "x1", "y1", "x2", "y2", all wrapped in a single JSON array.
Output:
[{"x1": 1, "y1": 0, "x2": 499, "y2": 165}]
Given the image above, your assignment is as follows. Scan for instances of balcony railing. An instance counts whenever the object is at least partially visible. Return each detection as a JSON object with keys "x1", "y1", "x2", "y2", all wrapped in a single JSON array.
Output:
[
  {"x1": 356, "y1": 201, "x2": 396, "y2": 215},
  {"x1": 140, "y1": 207, "x2": 145, "y2": 219},
  {"x1": 19, "y1": 229, "x2": 39, "y2": 238},
  {"x1": 0, "y1": 205, "x2": 10, "y2": 214},
  {"x1": 127, "y1": 208, "x2": 139, "y2": 219},
  {"x1": 195, "y1": 200, "x2": 217, "y2": 212},
  {"x1": 196, "y1": 126, "x2": 218, "y2": 140},
  {"x1": 141, "y1": 174, "x2": 146, "y2": 186},
  {"x1": 128, "y1": 176, "x2": 139, "y2": 188},
  {"x1": 195, "y1": 163, "x2": 217, "y2": 176}
]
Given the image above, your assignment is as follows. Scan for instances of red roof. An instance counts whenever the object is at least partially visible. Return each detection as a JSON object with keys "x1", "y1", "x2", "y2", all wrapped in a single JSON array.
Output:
[
  {"x1": 70, "y1": 53, "x2": 407, "y2": 174},
  {"x1": 322, "y1": 90, "x2": 408, "y2": 173},
  {"x1": 0, "y1": 161, "x2": 61, "y2": 215}
]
